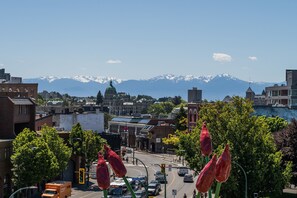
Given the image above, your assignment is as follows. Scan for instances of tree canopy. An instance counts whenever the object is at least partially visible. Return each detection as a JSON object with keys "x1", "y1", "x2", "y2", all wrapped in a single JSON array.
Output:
[
  {"x1": 178, "y1": 97, "x2": 292, "y2": 197},
  {"x1": 69, "y1": 123, "x2": 106, "y2": 168},
  {"x1": 274, "y1": 119, "x2": 297, "y2": 185},
  {"x1": 148, "y1": 101, "x2": 174, "y2": 117},
  {"x1": 11, "y1": 128, "x2": 71, "y2": 188}
]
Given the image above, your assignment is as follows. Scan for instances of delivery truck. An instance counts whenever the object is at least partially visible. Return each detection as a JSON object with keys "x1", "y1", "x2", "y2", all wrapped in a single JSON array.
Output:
[{"x1": 41, "y1": 181, "x2": 71, "y2": 198}]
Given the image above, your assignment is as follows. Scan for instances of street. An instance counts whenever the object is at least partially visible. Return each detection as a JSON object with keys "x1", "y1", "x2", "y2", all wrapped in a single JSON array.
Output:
[{"x1": 70, "y1": 151, "x2": 198, "y2": 198}]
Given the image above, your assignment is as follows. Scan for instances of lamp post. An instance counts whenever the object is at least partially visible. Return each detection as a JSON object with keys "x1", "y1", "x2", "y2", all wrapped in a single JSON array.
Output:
[
  {"x1": 232, "y1": 161, "x2": 247, "y2": 198},
  {"x1": 9, "y1": 186, "x2": 37, "y2": 198},
  {"x1": 129, "y1": 156, "x2": 149, "y2": 198}
]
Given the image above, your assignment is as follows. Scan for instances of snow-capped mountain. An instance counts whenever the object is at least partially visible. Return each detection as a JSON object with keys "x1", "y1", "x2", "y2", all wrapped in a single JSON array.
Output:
[{"x1": 23, "y1": 74, "x2": 278, "y2": 100}]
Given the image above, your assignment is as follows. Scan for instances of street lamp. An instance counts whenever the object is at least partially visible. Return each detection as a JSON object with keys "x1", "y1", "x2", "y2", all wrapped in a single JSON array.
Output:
[
  {"x1": 9, "y1": 186, "x2": 37, "y2": 198},
  {"x1": 128, "y1": 156, "x2": 149, "y2": 198},
  {"x1": 232, "y1": 161, "x2": 247, "y2": 198}
]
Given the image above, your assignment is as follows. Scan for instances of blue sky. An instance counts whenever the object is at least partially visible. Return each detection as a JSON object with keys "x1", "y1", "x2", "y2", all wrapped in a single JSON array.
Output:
[{"x1": 0, "y1": 1, "x2": 297, "y2": 82}]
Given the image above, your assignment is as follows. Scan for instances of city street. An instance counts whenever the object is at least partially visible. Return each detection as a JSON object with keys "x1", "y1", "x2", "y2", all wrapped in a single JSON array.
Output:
[{"x1": 70, "y1": 151, "x2": 198, "y2": 198}]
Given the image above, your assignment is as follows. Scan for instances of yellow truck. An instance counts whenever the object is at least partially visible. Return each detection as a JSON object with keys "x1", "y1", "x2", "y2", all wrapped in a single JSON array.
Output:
[{"x1": 41, "y1": 181, "x2": 72, "y2": 198}]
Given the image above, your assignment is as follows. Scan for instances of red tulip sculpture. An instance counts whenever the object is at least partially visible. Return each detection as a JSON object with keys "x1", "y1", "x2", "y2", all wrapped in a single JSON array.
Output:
[
  {"x1": 200, "y1": 122, "x2": 212, "y2": 157},
  {"x1": 199, "y1": 122, "x2": 213, "y2": 198},
  {"x1": 104, "y1": 144, "x2": 127, "y2": 177},
  {"x1": 196, "y1": 154, "x2": 217, "y2": 193},
  {"x1": 104, "y1": 144, "x2": 136, "y2": 198},
  {"x1": 214, "y1": 144, "x2": 232, "y2": 198},
  {"x1": 96, "y1": 152, "x2": 110, "y2": 197}
]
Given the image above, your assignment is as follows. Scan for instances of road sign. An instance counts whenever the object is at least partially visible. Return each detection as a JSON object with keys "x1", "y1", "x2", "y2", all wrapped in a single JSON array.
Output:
[{"x1": 172, "y1": 189, "x2": 177, "y2": 195}]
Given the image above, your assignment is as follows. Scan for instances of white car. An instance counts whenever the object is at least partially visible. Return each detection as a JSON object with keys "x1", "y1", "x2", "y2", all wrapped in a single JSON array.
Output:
[
  {"x1": 178, "y1": 167, "x2": 189, "y2": 176},
  {"x1": 183, "y1": 173, "x2": 194, "y2": 183}
]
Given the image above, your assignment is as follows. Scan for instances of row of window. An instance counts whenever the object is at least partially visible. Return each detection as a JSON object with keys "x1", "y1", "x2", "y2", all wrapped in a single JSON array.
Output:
[
  {"x1": 0, "y1": 147, "x2": 12, "y2": 161},
  {"x1": 18, "y1": 105, "x2": 29, "y2": 115},
  {"x1": 268, "y1": 89, "x2": 297, "y2": 97}
]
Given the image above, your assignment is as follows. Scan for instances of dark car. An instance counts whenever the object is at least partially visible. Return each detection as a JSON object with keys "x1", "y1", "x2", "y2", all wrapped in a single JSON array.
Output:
[
  {"x1": 122, "y1": 189, "x2": 146, "y2": 198},
  {"x1": 154, "y1": 171, "x2": 167, "y2": 183},
  {"x1": 147, "y1": 182, "x2": 161, "y2": 196}
]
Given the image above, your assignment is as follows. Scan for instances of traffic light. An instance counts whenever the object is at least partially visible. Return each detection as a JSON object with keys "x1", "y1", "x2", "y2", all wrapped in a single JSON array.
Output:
[
  {"x1": 79, "y1": 168, "x2": 85, "y2": 184},
  {"x1": 161, "y1": 163, "x2": 166, "y2": 174}
]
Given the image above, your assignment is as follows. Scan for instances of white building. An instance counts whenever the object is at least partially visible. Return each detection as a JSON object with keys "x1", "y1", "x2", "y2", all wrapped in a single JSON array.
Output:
[{"x1": 54, "y1": 109, "x2": 104, "y2": 133}]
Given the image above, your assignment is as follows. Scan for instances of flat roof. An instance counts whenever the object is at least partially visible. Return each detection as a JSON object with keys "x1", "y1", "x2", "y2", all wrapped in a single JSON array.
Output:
[
  {"x1": 11, "y1": 98, "x2": 33, "y2": 105},
  {"x1": 0, "y1": 139, "x2": 13, "y2": 142}
]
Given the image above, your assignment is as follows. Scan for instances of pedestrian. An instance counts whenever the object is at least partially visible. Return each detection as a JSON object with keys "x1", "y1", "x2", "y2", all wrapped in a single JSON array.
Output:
[
  {"x1": 193, "y1": 189, "x2": 196, "y2": 198},
  {"x1": 183, "y1": 193, "x2": 187, "y2": 198}
]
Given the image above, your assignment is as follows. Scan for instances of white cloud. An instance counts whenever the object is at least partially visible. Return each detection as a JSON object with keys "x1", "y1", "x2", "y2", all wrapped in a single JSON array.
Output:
[
  {"x1": 0, "y1": 63, "x2": 4, "y2": 67},
  {"x1": 248, "y1": 56, "x2": 257, "y2": 61},
  {"x1": 213, "y1": 53, "x2": 232, "y2": 62},
  {"x1": 106, "y1": 59, "x2": 122, "y2": 64}
]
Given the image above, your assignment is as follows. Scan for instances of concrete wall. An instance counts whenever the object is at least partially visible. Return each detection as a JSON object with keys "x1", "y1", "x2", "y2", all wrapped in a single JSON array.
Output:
[
  {"x1": 253, "y1": 106, "x2": 297, "y2": 121},
  {"x1": 58, "y1": 112, "x2": 104, "y2": 133}
]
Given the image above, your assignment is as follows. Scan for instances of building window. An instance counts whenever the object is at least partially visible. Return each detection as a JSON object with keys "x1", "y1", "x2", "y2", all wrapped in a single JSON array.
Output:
[
  {"x1": 291, "y1": 99, "x2": 297, "y2": 106},
  {"x1": 272, "y1": 90, "x2": 278, "y2": 96},
  {"x1": 292, "y1": 89, "x2": 297, "y2": 96},
  {"x1": 18, "y1": 105, "x2": 22, "y2": 114}
]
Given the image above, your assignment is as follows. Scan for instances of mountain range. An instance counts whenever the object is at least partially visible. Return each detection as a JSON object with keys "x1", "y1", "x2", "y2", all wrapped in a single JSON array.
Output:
[{"x1": 23, "y1": 74, "x2": 281, "y2": 100}]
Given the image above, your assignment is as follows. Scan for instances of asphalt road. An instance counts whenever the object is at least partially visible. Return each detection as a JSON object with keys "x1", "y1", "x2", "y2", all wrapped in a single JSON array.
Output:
[{"x1": 70, "y1": 151, "x2": 198, "y2": 198}]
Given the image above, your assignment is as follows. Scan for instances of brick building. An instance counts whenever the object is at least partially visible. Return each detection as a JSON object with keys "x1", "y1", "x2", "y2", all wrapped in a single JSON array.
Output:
[{"x1": 0, "y1": 140, "x2": 13, "y2": 198}]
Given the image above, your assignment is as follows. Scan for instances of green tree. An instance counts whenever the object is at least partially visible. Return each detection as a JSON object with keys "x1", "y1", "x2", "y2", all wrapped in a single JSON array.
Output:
[
  {"x1": 11, "y1": 129, "x2": 59, "y2": 188},
  {"x1": 83, "y1": 130, "x2": 106, "y2": 166},
  {"x1": 178, "y1": 97, "x2": 292, "y2": 197},
  {"x1": 175, "y1": 105, "x2": 187, "y2": 131},
  {"x1": 69, "y1": 123, "x2": 84, "y2": 155},
  {"x1": 148, "y1": 102, "x2": 174, "y2": 117},
  {"x1": 258, "y1": 116, "x2": 288, "y2": 133},
  {"x1": 275, "y1": 119, "x2": 297, "y2": 185},
  {"x1": 148, "y1": 103, "x2": 166, "y2": 117},
  {"x1": 69, "y1": 123, "x2": 107, "y2": 166},
  {"x1": 96, "y1": 90, "x2": 103, "y2": 105},
  {"x1": 37, "y1": 94, "x2": 46, "y2": 106},
  {"x1": 40, "y1": 126, "x2": 71, "y2": 177},
  {"x1": 104, "y1": 113, "x2": 113, "y2": 130},
  {"x1": 172, "y1": 96, "x2": 182, "y2": 106}
]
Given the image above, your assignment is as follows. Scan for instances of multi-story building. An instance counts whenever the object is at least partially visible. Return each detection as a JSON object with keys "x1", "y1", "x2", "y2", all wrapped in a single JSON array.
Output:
[
  {"x1": 0, "y1": 96, "x2": 36, "y2": 139},
  {"x1": 102, "y1": 81, "x2": 154, "y2": 116},
  {"x1": 187, "y1": 87, "x2": 202, "y2": 132},
  {"x1": 108, "y1": 117, "x2": 175, "y2": 153},
  {"x1": 0, "y1": 94, "x2": 36, "y2": 197},
  {"x1": 265, "y1": 69, "x2": 297, "y2": 108},
  {"x1": 245, "y1": 87, "x2": 266, "y2": 106},
  {"x1": 0, "y1": 68, "x2": 38, "y2": 100},
  {"x1": 0, "y1": 140, "x2": 13, "y2": 198}
]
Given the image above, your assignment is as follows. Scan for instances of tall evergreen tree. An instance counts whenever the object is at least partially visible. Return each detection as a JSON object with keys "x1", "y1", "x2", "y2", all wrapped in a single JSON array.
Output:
[{"x1": 96, "y1": 90, "x2": 103, "y2": 105}]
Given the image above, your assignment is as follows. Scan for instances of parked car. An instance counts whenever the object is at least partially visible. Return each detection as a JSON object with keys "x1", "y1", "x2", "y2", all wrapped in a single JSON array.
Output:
[
  {"x1": 178, "y1": 167, "x2": 189, "y2": 176},
  {"x1": 149, "y1": 180, "x2": 161, "y2": 185},
  {"x1": 147, "y1": 182, "x2": 162, "y2": 196},
  {"x1": 154, "y1": 171, "x2": 167, "y2": 183},
  {"x1": 183, "y1": 173, "x2": 194, "y2": 183},
  {"x1": 133, "y1": 175, "x2": 147, "y2": 186},
  {"x1": 122, "y1": 189, "x2": 146, "y2": 198}
]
